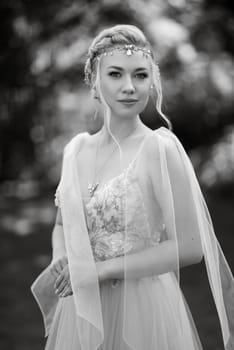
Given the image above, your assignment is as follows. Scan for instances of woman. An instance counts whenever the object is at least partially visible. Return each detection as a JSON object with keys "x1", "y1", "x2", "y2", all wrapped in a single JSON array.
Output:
[{"x1": 31, "y1": 24, "x2": 234, "y2": 350}]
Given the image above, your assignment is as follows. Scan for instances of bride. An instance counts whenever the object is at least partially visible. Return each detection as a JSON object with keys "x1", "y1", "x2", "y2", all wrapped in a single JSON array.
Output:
[{"x1": 31, "y1": 24, "x2": 234, "y2": 350}]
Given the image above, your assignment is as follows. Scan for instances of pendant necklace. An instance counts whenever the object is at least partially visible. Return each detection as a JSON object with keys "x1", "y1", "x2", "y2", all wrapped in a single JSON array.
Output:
[
  {"x1": 88, "y1": 125, "x2": 140, "y2": 197},
  {"x1": 87, "y1": 145, "x2": 116, "y2": 197}
]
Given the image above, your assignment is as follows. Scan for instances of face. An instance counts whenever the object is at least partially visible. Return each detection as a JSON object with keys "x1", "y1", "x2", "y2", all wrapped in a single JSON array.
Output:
[{"x1": 97, "y1": 51, "x2": 152, "y2": 119}]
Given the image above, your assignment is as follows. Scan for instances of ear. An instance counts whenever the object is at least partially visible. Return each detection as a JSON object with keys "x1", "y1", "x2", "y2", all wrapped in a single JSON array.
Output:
[
  {"x1": 149, "y1": 84, "x2": 155, "y2": 97},
  {"x1": 91, "y1": 86, "x2": 101, "y2": 101}
]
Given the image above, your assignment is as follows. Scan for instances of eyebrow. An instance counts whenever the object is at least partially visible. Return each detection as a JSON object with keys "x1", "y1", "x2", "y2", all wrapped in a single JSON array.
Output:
[{"x1": 107, "y1": 66, "x2": 149, "y2": 71}]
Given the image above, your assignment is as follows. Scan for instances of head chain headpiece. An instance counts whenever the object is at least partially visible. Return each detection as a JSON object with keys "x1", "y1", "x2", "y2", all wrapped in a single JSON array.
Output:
[
  {"x1": 85, "y1": 44, "x2": 153, "y2": 85},
  {"x1": 95, "y1": 44, "x2": 152, "y2": 58}
]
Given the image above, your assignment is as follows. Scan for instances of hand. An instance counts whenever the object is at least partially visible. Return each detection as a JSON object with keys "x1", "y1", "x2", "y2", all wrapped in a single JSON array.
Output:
[
  {"x1": 50, "y1": 256, "x2": 68, "y2": 279},
  {"x1": 54, "y1": 264, "x2": 73, "y2": 298},
  {"x1": 96, "y1": 261, "x2": 121, "y2": 287}
]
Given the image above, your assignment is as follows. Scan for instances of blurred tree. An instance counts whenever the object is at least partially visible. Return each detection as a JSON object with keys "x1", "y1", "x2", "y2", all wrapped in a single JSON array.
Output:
[{"x1": 0, "y1": 0, "x2": 233, "y2": 195}]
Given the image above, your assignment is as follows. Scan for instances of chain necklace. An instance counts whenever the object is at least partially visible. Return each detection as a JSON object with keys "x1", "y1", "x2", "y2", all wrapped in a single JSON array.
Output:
[{"x1": 88, "y1": 125, "x2": 140, "y2": 197}]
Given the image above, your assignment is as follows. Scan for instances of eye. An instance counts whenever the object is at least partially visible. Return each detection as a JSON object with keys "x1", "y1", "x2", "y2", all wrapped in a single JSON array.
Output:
[
  {"x1": 135, "y1": 73, "x2": 149, "y2": 79},
  {"x1": 108, "y1": 71, "x2": 121, "y2": 78}
]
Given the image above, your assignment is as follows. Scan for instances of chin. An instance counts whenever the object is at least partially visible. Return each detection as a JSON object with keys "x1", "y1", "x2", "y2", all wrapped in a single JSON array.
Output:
[
  {"x1": 116, "y1": 111, "x2": 140, "y2": 119},
  {"x1": 114, "y1": 107, "x2": 144, "y2": 119}
]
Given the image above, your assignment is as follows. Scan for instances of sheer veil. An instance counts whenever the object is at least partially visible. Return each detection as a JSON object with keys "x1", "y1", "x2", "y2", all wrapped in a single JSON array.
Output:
[
  {"x1": 153, "y1": 129, "x2": 234, "y2": 349},
  {"x1": 31, "y1": 126, "x2": 234, "y2": 350}
]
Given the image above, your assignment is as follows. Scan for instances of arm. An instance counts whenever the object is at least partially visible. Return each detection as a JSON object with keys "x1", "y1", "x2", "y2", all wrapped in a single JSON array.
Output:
[
  {"x1": 100, "y1": 241, "x2": 175, "y2": 281},
  {"x1": 99, "y1": 131, "x2": 203, "y2": 282},
  {"x1": 50, "y1": 208, "x2": 73, "y2": 297},
  {"x1": 51, "y1": 208, "x2": 67, "y2": 263},
  {"x1": 101, "y1": 238, "x2": 202, "y2": 281}
]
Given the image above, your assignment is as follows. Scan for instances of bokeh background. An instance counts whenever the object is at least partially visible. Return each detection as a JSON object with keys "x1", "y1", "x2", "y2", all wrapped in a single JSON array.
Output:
[{"x1": 0, "y1": 0, "x2": 234, "y2": 349}]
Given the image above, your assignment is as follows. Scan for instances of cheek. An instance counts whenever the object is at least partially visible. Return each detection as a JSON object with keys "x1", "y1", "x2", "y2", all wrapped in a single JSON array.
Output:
[
  {"x1": 138, "y1": 86, "x2": 151, "y2": 110},
  {"x1": 100, "y1": 80, "x2": 115, "y2": 102},
  {"x1": 139, "y1": 85, "x2": 151, "y2": 101},
  {"x1": 139, "y1": 95, "x2": 150, "y2": 112}
]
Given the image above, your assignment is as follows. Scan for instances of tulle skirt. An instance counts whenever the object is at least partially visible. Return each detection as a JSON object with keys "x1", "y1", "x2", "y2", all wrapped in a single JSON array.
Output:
[{"x1": 45, "y1": 272, "x2": 203, "y2": 350}]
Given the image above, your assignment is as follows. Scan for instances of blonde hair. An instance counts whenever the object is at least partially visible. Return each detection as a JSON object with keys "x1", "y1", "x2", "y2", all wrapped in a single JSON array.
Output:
[{"x1": 84, "y1": 24, "x2": 172, "y2": 135}]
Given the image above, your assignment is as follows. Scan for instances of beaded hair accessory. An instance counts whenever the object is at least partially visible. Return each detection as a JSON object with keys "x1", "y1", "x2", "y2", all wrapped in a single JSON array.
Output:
[
  {"x1": 95, "y1": 44, "x2": 152, "y2": 58},
  {"x1": 84, "y1": 44, "x2": 153, "y2": 85}
]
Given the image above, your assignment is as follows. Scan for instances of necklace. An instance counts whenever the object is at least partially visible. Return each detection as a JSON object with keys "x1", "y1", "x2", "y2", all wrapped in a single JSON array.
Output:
[{"x1": 88, "y1": 125, "x2": 140, "y2": 197}]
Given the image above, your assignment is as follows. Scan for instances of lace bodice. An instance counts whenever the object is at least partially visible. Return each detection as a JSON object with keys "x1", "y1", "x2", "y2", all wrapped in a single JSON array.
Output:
[
  {"x1": 54, "y1": 161, "x2": 164, "y2": 263},
  {"x1": 84, "y1": 166, "x2": 162, "y2": 262}
]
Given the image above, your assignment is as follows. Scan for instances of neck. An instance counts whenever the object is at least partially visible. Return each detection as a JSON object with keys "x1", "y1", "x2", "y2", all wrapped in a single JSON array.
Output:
[{"x1": 100, "y1": 115, "x2": 143, "y2": 144}]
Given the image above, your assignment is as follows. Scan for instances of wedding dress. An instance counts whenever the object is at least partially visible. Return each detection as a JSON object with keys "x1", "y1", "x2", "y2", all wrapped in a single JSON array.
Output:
[{"x1": 31, "y1": 127, "x2": 234, "y2": 350}]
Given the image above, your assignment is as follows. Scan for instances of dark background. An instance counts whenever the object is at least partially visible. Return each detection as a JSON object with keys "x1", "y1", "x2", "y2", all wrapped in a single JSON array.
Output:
[{"x1": 0, "y1": 0, "x2": 234, "y2": 349}]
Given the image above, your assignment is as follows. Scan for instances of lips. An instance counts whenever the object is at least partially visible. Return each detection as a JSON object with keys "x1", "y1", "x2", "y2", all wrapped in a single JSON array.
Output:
[{"x1": 118, "y1": 99, "x2": 138, "y2": 102}]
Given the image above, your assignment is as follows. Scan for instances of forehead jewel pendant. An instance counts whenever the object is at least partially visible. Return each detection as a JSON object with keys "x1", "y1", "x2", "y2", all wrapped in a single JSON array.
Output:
[
  {"x1": 95, "y1": 44, "x2": 152, "y2": 59},
  {"x1": 126, "y1": 44, "x2": 134, "y2": 56}
]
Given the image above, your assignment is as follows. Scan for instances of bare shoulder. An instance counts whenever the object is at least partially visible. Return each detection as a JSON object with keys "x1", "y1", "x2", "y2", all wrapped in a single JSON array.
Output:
[
  {"x1": 64, "y1": 131, "x2": 100, "y2": 157},
  {"x1": 78, "y1": 131, "x2": 100, "y2": 154},
  {"x1": 141, "y1": 127, "x2": 180, "y2": 165},
  {"x1": 142, "y1": 127, "x2": 161, "y2": 158}
]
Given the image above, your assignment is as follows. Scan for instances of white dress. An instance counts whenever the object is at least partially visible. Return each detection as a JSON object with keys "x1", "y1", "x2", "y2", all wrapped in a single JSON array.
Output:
[
  {"x1": 45, "y1": 166, "x2": 202, "y2": 350},
  {"x1": 31, "y1": 127, "x2": 234, "y2": 350}
]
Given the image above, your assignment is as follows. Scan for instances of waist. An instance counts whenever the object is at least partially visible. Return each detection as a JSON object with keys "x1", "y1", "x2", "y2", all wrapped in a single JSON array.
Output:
[{"x1": 90, "y1": 230, "x2": 153, "y2": 262}]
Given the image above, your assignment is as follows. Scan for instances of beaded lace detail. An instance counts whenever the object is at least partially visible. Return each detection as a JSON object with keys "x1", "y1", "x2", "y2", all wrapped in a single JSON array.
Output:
[{"x1": 85, "y1": 167, "x2": 162, "y2": 262}]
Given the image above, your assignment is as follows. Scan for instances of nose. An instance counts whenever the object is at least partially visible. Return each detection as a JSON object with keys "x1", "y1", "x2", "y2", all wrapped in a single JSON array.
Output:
[{"x1": 122, "y1": 75, "x2": 135, "y2": 94}]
